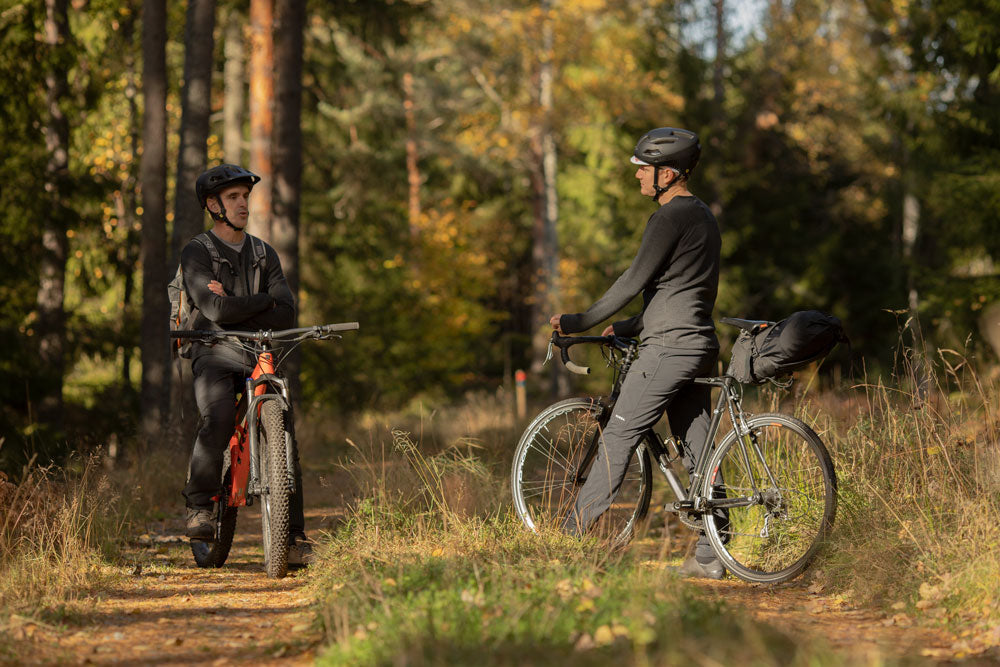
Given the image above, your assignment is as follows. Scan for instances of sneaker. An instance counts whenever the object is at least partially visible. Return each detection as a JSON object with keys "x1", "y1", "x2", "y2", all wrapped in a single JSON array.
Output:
[
  {"x1": 287, "y1": 533, "x2": 313, "y2": 568},
  {"x1": 678, "y1": 556, "x2": 725, "y2": 580},
  {"x1": 185, "y1": 507, "x2": 216, "y2": 541}
]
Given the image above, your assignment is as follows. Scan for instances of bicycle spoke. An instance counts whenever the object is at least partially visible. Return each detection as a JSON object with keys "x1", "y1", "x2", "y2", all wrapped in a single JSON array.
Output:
[
  {"x1": 513, "y1": 401, "x2": 651, "y2": 547},
  {"x1": 704, "y1": 416, "x2": 836, "y2": 583}
]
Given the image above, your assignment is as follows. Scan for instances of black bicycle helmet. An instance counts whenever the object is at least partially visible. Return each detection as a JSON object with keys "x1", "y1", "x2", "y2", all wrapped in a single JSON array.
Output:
[
  {"x1": 195, "y1": 164, "x2": 261, "y2": 209},
  {"x1": 630, "y1": 127, "x2": 701, "y2": 178}
]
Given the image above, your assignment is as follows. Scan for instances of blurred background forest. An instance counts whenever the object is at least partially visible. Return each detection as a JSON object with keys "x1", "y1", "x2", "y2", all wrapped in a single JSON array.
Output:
[{"x1": 1, "y1": 0, "x2": 998, "y2": 473}]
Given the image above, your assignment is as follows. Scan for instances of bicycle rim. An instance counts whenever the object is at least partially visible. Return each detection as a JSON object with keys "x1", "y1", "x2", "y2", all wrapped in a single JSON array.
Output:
[
  {"x1": 703, "y1": 413, "x2": 837, "y2": 584},
  {"x1": 511, "y1": 398, "x2": 652, "y2": 547}
]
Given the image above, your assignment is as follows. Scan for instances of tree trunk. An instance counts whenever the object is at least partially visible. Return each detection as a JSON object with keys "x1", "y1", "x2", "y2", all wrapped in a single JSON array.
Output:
[
  {"x1": 36, "y1": 0, "x2": 71, "y2": 432},
  {"x1": 403, "y1": 71, "x2": 421, "y2": 237},
  {"x1": 713, "y1": 0, "x2": 725, "y2": 112},
  {"x1": 249, "y1": 0, "x2": 274, "y2": 242},
  {"x1": 224, "y1": 9, "x2": 245, "y2": 165},
  {"x1": 118, "y1": 6, "x2": 140, "y2": 395},
  {"x1": 902, "y1": 185, "x2": 931, "y2": 398},
  {"x1": 171, "y1": 0, "x2": 216, "y2": 269},
  {"x1": 529, "y1": 0, "x2": 565, "y2": 396},
  {"x1": 140, "y1": 0, "x2": 170, "y2": 443},
  {"x1": 273, "y1": 0, "x2": 304, "y2": 404}
]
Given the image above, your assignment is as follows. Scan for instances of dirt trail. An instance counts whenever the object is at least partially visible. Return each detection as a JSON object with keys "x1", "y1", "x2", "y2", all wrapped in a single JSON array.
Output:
[
  {"x1": 12, "y1": 507, "x2": 968, "y2": 666},
  {"x1": 16, "y1": 507, "x2": 338, "y2": 666}
]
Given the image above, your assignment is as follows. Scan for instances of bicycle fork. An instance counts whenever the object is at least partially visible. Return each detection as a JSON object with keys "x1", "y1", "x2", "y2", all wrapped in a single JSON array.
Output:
[{"x1": 244, "y1": 350, "x2": 295, "y2": 498}]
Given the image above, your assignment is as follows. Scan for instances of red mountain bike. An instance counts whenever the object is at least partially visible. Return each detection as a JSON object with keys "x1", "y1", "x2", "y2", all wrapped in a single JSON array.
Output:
[{"x1": 170, "y1": 322, "x2": 359, "y2": 578}]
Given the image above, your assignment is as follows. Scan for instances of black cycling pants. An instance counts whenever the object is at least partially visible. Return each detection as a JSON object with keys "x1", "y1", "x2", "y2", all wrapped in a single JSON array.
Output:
[
  {"x1": 182, "y1": 354, "x2": 305, "y2": 535},
  {"x1": 564, "y1": 344, "x2": 725, "y2": 560}
]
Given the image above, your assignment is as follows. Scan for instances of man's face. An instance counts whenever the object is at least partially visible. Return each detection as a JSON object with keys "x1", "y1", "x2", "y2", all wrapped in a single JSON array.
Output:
[
  {"x1": 635, "y1": 165, "x2": 672, "y2": 197},
  {"x1": 208, "y1": 184, "x2": 251, "y2": 228}
]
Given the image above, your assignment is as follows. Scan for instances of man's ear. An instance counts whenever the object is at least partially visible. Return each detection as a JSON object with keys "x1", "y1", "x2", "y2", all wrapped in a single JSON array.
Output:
[{"x1": 206, "y1": 196, "x2": 220, "y2": 214}]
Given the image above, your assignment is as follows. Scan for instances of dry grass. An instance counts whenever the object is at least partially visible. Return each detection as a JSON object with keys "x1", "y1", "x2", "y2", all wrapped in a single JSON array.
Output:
[
  {"x1": 303, "y1": 352, "x2": 1000, "y2": 660},
  {"x1": 0, "y1": 456, "x2": 129, "y2": 624},
  {"x1": 308, "y1": 427, "x2": 844, "y2": 667},
  {"x1": 788, "y1": 351, "x2": 1000, "y2": 651}
]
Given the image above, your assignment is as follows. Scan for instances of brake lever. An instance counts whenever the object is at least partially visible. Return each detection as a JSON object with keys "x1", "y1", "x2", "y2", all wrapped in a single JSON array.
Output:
[{"x1": 543, "y1": 338, "x2": 554, "y2": 366}]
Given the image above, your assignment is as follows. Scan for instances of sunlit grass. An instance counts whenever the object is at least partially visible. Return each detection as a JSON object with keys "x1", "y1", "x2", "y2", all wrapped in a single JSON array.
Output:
[{"x1": 307, "y1": 429, "x2": 850, "y2": 666}]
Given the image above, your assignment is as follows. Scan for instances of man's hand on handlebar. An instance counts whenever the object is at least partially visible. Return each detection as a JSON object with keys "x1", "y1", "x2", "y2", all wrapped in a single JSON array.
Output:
[
  {"x1": 549, "y1": 314, "x2": 564, "y2": 334},
  {"x1": 601, "y1": 324, "x2": 614, "y2": 336}
]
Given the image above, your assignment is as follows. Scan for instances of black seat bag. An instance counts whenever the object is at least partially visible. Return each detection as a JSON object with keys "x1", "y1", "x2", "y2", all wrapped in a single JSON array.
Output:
[{"x1": 728, "y1": 310, "x2": 845, "y2": 384}]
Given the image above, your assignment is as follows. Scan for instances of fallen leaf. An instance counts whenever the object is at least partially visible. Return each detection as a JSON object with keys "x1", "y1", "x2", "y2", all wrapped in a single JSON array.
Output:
[
  {"x1": 574, "y1": 633, "x2": 595, "y2": 651},
  {"x1": 594, "y1": 625, "x2": 614, "y2": 646}
]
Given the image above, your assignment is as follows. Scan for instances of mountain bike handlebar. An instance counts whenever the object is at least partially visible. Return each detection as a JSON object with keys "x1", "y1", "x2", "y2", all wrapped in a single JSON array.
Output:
[
  {"x1": 550, "y1": 332, "x2": 635, "y2": 376},
  {"x1": 170, "y1": 322, "x2": 360, "y2": 342}
]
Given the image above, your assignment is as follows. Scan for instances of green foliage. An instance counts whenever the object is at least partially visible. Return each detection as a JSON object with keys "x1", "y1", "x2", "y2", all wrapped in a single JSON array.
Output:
[{"x1": 4, "y1": 0, "x2": 1000, "y2": 461}]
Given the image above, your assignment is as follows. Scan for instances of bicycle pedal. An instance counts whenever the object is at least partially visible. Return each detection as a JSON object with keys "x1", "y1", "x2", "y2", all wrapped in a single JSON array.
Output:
[{"x1": 671, "y1": 500, "x2": 694, "y2": 511}]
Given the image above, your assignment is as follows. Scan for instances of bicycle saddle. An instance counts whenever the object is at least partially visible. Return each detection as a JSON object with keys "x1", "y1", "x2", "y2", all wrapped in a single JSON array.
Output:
[{"x1": 720, "y1": 317, "x2": 773, "y2": 333}]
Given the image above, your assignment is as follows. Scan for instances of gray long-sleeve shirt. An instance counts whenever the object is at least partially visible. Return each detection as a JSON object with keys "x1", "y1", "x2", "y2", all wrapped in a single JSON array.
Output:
[
  {"x1": 560, "y1": 195, "x2": 720, "y2": 349},
  {"x1": 181, "y1": 230, "x2": 296, "y2": 363}
]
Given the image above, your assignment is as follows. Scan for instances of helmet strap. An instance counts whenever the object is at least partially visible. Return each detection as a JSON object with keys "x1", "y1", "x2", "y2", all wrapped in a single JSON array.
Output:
[
  {"x1": 651, "y1": 166, "x2": 674, "y2": 202},
  {"x1": 209, "y1": 195, "x2": 242, "y2": 231}
]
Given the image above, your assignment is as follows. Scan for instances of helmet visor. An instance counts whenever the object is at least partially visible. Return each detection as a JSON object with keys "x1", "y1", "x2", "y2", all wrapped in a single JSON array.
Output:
[{"x1": 630, "y1": 155, "x2": 651, "y2": 166}]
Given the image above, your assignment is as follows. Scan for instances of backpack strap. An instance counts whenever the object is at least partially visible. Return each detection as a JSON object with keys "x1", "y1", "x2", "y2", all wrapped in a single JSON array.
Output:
[
  {"x1": 246, "y1": 233, "x2": 268, "y2": 295},
  {"x1": 192, "y1": 232, "x2": 229, "y2": 280}
]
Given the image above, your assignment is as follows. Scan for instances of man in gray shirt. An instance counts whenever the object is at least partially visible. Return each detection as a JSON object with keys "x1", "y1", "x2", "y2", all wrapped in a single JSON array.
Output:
[{"x1": 550, "y1": 127, "x2": 724, "y2": 579}]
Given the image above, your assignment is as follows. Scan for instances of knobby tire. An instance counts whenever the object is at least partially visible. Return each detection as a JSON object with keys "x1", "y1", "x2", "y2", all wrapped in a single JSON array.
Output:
[{"x1": 259, "y1": 400, "x2": 291, "y2": 578}]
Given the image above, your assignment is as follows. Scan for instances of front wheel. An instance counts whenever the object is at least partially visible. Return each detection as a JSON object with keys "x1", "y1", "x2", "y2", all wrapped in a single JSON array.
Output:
[
  {"x1": 511, "y1": 398, "x2": 653, "y2": 547},
  {"x1": 259, "y1": 400, "x2": 291, "y2": 578},
  {"x1": 702, "y1": 413, "x2": 837, "y2": 584}
]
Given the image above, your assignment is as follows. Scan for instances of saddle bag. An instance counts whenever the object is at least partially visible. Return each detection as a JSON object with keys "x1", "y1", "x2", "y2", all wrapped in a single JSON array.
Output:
[{"x1": 727, "y1": 310, "x2": 846, "y2": 384}]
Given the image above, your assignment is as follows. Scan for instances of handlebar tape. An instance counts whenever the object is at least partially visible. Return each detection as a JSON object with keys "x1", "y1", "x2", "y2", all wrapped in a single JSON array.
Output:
[{"x1": 559, "y1": 343, "x2": 591, "y2": 375}]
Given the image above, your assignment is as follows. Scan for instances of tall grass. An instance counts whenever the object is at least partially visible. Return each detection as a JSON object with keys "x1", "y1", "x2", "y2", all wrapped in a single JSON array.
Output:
[
  {"x1": 309, "y1": 427, "x2": 856, "y2": 665},
  {"x1": 306, "y1": 357, "x2": 1000, "y2": 662},
  {"x1": 0, "y1": 456, "x2": 128, "y2": 620},
  {"x1": 794, "y1": 349, "x2": 1000, "y2": 654}
]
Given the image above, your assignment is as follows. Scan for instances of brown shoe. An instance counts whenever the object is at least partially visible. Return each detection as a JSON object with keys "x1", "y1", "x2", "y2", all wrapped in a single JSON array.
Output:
[{"x1": 185, "y1": 507, "x2": 215, "y2": 541}]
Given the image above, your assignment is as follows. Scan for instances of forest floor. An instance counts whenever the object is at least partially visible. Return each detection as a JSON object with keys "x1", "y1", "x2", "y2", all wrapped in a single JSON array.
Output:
[{"x1": 5, "y1": 499, "x2": 977, "y2": 666}]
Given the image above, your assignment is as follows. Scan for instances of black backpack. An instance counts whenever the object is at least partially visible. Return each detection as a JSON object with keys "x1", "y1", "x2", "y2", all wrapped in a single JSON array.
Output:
[
  {"x1": 167, "y1": 232, "x2": 267, "y2": 358},
  {"x1": 726, "y1": 310, "x2": 847, "y2": 385}
]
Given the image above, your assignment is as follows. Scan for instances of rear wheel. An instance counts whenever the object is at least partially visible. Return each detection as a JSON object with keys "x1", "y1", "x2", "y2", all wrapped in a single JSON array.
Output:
[
  {"x1": 702, "y1": 413, "x2": 837, "y2": 584},
  {"x1": 259, "y1": 400, "x2": 291, "y2": 578},
  {"x1": 511, "y1": 398, "x2": 653, "y2": 546},
  {"x1": 191, "y1": 450, "x2": 238, "y2": 568}
]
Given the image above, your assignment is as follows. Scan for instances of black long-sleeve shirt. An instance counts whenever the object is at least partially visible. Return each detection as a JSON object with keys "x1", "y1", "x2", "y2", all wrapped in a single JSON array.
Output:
[
  {"x1": 560, "y1": 195, "x2": 720, "y2": 349},
  {"x1": 181, "y1": 230, "x2": 296, "y2": 363}
]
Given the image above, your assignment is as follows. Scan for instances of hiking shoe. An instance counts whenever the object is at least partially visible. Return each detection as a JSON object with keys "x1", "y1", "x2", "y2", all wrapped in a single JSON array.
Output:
[
  {"x1": 679, "y1": 556, "x2": 725, "y2": 580},
  {"x1": 287, "y1": 533, "x2": 313, "y2": 568},
  {"x1": 185, "y1": 507, "x2": 216, "y2": 541}
]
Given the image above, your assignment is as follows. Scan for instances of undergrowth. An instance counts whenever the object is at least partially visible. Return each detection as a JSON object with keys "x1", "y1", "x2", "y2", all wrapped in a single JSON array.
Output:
[
  {"x1": 309, "y1": 431, "x2": 851, "y2": 666},
  {"x1": 801, "y1": 350, "x2": 1000, "y2": 656}
]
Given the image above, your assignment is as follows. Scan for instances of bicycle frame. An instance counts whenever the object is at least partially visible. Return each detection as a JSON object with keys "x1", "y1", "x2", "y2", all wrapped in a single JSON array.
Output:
[
  {"x1": 225, "y1": 346, "x2": 291, "y2": 508},
  {"x1": 573, "y1": 352, "x2": 773, "y2": 519}
]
